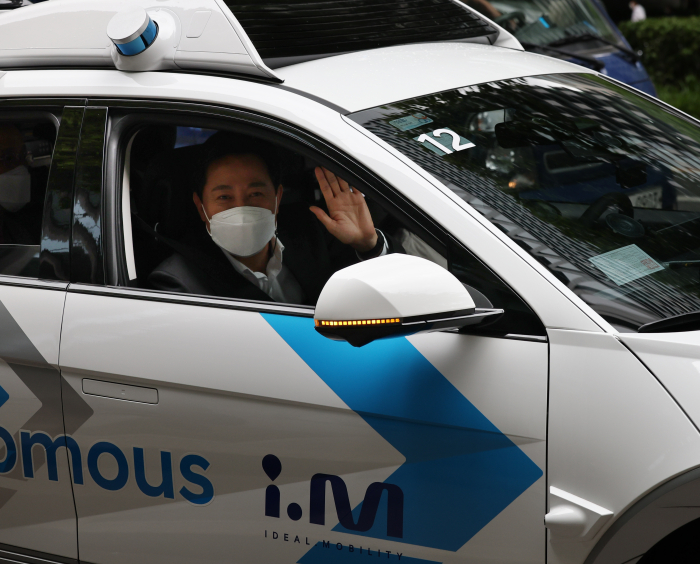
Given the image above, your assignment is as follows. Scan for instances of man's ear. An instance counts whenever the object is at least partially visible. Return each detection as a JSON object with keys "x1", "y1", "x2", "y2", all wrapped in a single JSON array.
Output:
[
  {"x1": 193, "y1": 192, "x2": 208, "y2": 224},
  {"x1": 275, "y1": 185, "x2": 284, "y2": 212}
]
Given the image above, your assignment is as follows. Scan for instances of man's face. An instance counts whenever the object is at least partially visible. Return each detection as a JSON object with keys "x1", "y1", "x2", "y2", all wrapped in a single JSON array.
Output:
[
  {"x1": 0, "y1": 124, "x2": 24, "y2": 176},
  {"x1": 194, "y1": 153, "x2": 282, "y2": 228}
]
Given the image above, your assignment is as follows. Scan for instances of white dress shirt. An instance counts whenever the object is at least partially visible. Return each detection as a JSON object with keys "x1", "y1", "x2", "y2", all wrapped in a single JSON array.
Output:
[
  {"x1": 222, "y1": 232, "x2": 388, "y2": 304},
  {"x1": 223, "y1": 238, "x2": 305, "y2": 304}
]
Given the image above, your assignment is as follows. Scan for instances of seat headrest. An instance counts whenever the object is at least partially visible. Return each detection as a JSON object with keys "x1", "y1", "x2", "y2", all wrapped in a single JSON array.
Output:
[{"x1": 140, "y1": 144, "x2": 204, "y2": 240}]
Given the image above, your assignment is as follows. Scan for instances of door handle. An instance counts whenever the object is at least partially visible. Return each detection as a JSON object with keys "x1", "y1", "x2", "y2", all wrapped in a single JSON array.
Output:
[{"x1": 82, "y1": 379, "x2": 158, "y2": 404}]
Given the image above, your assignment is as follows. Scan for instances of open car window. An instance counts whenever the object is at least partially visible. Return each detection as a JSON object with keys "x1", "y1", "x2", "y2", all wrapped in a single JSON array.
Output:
[{"x1": 123, "y1": 123, "x2": 440, "y2": 307}]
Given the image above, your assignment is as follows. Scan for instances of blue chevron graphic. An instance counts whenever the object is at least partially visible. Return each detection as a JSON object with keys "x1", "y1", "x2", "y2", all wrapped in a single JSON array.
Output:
[
  {"x1": 0, "y1": 384, "x2": 7, "y2": 411},
  {"x1": 262, "y1": 314, "x2": 542, "y2": 553}
]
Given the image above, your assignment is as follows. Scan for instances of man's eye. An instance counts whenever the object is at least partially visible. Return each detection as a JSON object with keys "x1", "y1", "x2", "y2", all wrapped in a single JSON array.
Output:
[{"x1": 250, "y1": 192, "x2": 264, "y2": 197}]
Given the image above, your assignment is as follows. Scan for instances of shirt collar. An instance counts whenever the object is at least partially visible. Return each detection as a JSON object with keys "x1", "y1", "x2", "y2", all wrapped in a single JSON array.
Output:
[{"x1": 224, "y1": 237, "x2": 285, "y2": 280}]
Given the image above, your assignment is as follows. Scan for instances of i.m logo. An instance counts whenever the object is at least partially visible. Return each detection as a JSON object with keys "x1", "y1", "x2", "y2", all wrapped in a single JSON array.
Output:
[{"x1": 263, "y1": 454, "x2": 404, "y2": 538}]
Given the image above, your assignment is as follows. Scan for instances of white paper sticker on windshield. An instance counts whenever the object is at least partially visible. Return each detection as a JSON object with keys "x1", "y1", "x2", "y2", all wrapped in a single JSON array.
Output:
[
  {"x1": 589, "y1": 244, "x2": 664, "y2": 286},
  {"x1": 390, "y1": 113, "x2": 434, "y2": 131}
]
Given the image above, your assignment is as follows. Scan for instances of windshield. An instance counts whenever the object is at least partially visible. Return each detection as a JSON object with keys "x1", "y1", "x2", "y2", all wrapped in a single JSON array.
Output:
[
  {"x1": 349, "y1": 73, "x2": 700, "y2": 332},
  {"x1": 465, "y1": 0, "x2": 620, "y2": 47}
]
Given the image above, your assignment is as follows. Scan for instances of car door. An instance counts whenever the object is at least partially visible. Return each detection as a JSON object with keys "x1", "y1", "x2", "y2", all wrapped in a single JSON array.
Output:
[
  {"x1": 58, "y1": 101, "x2": 548, "y2": 564},
  {"x1": 0, "y1": 102, "x2": 86, "y2": 561}
]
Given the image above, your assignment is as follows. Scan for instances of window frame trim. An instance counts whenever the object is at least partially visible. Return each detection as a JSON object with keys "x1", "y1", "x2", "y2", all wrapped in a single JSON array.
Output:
[{"x1": 66, "y1": 282, "x2": 315, "y2": 317}]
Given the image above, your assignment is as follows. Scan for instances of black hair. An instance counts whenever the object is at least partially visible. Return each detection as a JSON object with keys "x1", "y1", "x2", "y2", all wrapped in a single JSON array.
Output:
[{"x1": 194, "y1": 132, "x2": 282, "y2": 199}]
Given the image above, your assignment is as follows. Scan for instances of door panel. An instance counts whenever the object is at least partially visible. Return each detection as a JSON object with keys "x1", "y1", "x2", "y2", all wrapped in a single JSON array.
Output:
[
  {"x1": 59, "y1": 290, "x2": 546, "y2": 564},
  {"x1": 0, "y1": 282, "x2": 77, "y2": 558}
]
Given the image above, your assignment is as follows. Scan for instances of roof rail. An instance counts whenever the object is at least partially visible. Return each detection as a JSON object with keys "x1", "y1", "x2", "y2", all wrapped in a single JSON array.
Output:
[{"x1": 0, "y1": 0, "x2": 521, "y2": 80}]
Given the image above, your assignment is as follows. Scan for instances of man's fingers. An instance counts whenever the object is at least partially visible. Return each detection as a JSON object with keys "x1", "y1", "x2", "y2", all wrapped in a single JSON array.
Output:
[
  {"x1": 314, "y1": 167, "x2": 334, "y2": 199},
  {"x1": 338, "y1": 177, "x2": 351, "y2": 193},
  {"x1": 309, "y1": 206, "x2": 335, "y2": 230},
  {"x1": 321, "y1": 167, "x2": 343, "y2": 195},
  {"x1": 315, "y1": 166, "x2": 360, "y2": 202},
  {"x1": 350, "y1": 186, "x2": 365, "y2": 201}
]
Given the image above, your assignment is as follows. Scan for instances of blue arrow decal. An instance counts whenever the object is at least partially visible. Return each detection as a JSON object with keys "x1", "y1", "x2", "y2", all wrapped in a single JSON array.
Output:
[
  {"x1": 0, "y1": 384, "x2": 7, "y2": 411},
  {"x1": 262, "y1": 314, "x2": 542, "y2": 552}
]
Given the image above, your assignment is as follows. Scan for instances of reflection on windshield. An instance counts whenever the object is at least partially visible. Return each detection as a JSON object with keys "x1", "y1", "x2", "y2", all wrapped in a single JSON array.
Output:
[
  {"x1": 465, "y1": 0, "x2": 619, "y2": 46},
  {"x1": 350, "y1": 74, "x2": 700, "y2": 332}
]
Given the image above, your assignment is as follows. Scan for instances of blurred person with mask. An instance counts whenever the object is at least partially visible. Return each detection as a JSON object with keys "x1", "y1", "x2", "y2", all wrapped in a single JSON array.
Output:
[
  {"x1": 0, "y1": 123, "x2": 34, "y2": 244},
  {"x1": 630, "y1": 0, "x2": 647, "y2": 22},
  {"x1": 149, "y1": 133, "x2": 403, "y2": 305}
]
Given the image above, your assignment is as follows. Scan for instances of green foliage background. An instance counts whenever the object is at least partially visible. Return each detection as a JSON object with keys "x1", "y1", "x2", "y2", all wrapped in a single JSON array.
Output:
[{"x1": 619, "y1": 17, "x2": 700, "y2": 119}]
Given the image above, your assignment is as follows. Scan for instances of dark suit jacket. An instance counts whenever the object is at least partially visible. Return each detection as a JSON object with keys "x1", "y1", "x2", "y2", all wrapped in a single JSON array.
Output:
[{"x1": 148, "y1": 204, "x2": 402, "y2": 306}]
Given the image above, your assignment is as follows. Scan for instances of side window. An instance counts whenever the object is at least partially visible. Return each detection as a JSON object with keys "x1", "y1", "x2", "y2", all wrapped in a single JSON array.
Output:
[
  {"x1": 117, "y1": 116, "x2": 542, "y2": 335},
  {"x1": 120, "y1": 121, "x2": 435, "y2": 302},
  {"x1": 0, "y1": 112, "x2": 57, "y2": 278}
]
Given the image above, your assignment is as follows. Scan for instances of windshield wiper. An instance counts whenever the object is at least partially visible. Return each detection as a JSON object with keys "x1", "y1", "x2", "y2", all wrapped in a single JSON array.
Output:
[
  {"x1": 639, "y1": 310, "x2": 700, "y2": 333},
  {"x1": 520, "y1": 41, "x2": 604, "y2": 71},
  {"x1": 547, "y1": 33, "x2": 641, "y2": 62}
]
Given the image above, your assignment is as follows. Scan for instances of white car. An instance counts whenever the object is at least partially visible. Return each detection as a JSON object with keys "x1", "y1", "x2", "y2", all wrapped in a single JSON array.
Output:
[{"x1": 1, "y1": 2, "x2": 700, "y2": 564}]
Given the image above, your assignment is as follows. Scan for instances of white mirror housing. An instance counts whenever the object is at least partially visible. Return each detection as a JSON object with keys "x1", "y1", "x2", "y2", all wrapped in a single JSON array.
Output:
[{"x1": 314, "y1": 254, "x2": 502, "y2": 347}]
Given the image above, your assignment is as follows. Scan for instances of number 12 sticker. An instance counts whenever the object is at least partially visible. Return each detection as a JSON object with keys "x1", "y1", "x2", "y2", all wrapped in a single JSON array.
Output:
[{"x1": 415, "y1": 128, "x2": 475, "y2": 156}]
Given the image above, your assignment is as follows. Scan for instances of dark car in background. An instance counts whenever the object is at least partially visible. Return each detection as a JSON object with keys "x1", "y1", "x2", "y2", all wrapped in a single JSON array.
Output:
[{"x1": 467, "y1": 0, "x2": 657, "y2": 95}]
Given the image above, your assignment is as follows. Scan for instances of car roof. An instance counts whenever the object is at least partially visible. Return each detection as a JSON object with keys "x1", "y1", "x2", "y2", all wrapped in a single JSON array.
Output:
[{"x1": 277, "y1": 42, "x2": 594, "y2": 113}]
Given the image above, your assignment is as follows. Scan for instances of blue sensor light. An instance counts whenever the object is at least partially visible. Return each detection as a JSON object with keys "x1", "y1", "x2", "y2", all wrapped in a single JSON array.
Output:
[{"x1": 114, "y1": 18, "x2": 158, "y2": 56}]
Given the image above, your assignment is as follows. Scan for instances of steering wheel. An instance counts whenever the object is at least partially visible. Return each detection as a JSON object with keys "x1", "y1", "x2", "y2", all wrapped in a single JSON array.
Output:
[{"x1": 579, "y1": 192, "x2": 634, "y2": 228}]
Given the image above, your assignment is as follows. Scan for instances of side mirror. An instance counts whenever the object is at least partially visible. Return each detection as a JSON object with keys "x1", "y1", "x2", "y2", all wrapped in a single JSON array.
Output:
[{"x1": 314, "y1": 254, "x2": 503, "y2": 347}]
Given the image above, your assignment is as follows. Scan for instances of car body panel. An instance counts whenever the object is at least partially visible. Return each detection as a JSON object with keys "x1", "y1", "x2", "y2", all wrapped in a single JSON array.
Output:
[
  {"x1": 59, "y1": 291, "x2": 547, "y2": 564},
  {"x1": 547, "y1": 329, "x2": 700, "y2": 564},
  {"x1": 620, "y1": 332, "x2": 700, "y2": 432},
  {"x1": 0, "y1": 281, "x2": 77, "y2": 558}
]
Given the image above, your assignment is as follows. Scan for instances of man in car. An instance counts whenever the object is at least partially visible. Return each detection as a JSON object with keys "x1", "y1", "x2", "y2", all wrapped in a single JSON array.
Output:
[{"x1": 148, "y1": 133, "x2": 399, "y2": 304}]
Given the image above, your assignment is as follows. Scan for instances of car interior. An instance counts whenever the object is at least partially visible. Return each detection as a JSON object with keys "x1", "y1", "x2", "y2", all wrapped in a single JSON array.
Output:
[{"x1": 0, "y1": 115, "x2": 56, "y2": 278}]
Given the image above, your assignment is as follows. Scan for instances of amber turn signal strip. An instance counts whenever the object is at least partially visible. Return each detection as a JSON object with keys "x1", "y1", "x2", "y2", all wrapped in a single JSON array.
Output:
[{"x1": 315, "y1": 318, "x2": 401, "y2": 327}]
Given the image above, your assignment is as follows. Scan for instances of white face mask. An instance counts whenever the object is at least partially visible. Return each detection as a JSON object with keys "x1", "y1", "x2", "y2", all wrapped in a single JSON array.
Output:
[
  {"x1": 0, "y1": 166, "x2": 30, "y2": 213},
  {"x1": 202, "y1": 201, "x2": 277, "y2": 258}
]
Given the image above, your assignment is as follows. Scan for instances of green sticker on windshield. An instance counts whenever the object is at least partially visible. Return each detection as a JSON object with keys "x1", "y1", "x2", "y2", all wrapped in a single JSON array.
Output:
[{"x1": 390, "y1": 113, "x2": 434, "y2": 131}]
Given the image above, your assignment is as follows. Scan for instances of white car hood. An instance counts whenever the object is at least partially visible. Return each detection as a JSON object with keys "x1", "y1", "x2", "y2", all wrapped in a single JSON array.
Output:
[{"x1": 621, "y1": 331, "x2": 700, "y2": 429}]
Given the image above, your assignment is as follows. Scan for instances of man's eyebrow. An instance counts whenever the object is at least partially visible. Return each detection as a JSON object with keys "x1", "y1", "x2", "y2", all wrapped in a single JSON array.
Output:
[{"x1": 209, "y1": 180, "x2": 269, "y2": 192}]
